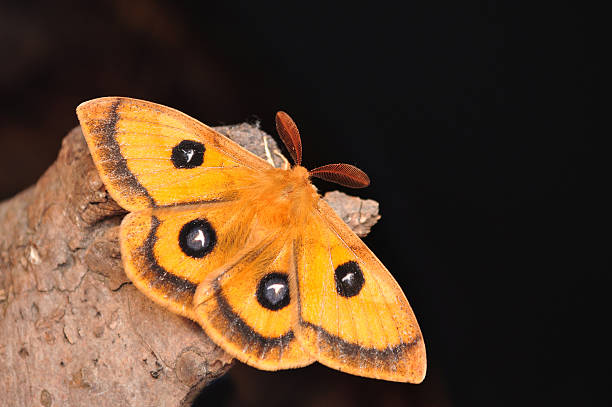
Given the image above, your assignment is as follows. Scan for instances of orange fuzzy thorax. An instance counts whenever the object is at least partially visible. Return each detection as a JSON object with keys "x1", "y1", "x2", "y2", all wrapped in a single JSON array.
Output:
[{"x1": 240, "y1": 165, "x2": 320, "y2": 232}]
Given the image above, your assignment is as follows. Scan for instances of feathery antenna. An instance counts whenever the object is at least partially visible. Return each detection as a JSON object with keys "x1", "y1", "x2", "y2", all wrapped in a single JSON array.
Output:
[
  {"x1": 275, "y1": 111, "x2": 370, "y2": 188},
  {"x1": 275, "y1": 111, "x2": 302, "y2": 166},
  {"x1": 309, "y1": 163, "x2": 370, "y2": 188}
]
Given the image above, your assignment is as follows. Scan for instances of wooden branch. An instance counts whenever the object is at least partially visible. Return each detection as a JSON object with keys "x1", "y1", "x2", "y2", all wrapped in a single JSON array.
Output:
[{"x1": 0, "y1": 123, "x2": 380, "y2": 406}]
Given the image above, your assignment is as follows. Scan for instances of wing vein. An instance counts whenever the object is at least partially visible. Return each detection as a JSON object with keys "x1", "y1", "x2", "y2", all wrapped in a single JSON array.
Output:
[
  {"x1": 325, "y1": 242, "x2": 342, "y2": 363},
  {"x1": 141, "y1": 168, "x2": 237, "y2": 191},
  {"x1": 114, "y1": 129, "x2": 190, "y2": 140}
]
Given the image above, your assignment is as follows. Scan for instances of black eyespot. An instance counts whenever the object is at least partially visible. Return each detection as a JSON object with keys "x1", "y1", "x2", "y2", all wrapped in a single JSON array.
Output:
[
  {"x1": 171, "y1": 140, "x2": 205, "y2": 169},
  {"x1": 334, "y1": 261, "x2": 365, "y2": 298},
  {"x1": 256, "y1": 273, "x2": 290, "y2": 311},
  {"x1": 178, "y1": 219, "x2": 216, "y2": 258}
]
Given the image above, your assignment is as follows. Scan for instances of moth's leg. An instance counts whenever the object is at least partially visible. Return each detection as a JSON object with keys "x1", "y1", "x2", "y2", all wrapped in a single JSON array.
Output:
[
  {"x1": 263, "y1": 136, "x2": 276, "y2": 166},
  {"x1": 274, "y1": 151, "x2": 290, "y2": 170},
  {"x1": 263, "y1": 135, "x2": 290, "y2": 169}
]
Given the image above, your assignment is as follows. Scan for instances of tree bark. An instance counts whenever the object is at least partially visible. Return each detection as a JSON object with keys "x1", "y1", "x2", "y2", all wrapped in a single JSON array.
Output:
[{"x1": 0, "y1": 123, "x2": 380, "y2": 407}]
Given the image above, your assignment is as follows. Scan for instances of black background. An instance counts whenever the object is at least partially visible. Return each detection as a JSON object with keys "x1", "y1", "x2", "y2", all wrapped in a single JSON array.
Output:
[{"x1": 0, "y1": 1, "x2": 604, "y2": 406}]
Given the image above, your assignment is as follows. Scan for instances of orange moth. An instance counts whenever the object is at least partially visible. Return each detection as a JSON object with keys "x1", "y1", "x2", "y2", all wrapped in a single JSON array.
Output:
[{"x1": 76, "y1": 97, "x2": 426, "y2": 383}]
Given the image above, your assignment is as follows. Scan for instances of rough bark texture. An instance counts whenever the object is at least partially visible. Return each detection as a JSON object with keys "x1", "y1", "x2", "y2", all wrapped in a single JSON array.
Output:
[{"x1": 0, "y1": 123, "x2": 380, "y2": 407}]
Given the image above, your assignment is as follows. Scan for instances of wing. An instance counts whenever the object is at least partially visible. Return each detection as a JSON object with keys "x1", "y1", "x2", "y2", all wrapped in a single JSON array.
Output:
[
  {"x1": 293, "y1": 200, "x2": 426, "y2": 383},
  {"x1": 192, "y1": 236, "x2": 315, "y2": 370},
  {"x1": 120, "y1": 200, "x2": 263, "y2": 320},
  {"x1": 77, "y1": 97, "x2": 271, "y2": 211}
]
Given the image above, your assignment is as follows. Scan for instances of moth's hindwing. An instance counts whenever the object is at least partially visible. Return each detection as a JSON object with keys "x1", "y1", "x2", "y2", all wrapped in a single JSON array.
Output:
[
  {"x1": 121, "y1": 201, "x2": 260, "y2": 319},
  {"x1": 193, "y1": 237, "x2": 315, "y2": 370}
]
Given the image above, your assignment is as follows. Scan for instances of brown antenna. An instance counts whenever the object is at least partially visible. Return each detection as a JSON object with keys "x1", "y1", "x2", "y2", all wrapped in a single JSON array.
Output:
[
  {"x1": 309, "y1": 163, "x2": 370, "y2": 188},
  {"x1": 275, "y1": 111, "x2": 302, "y2": 166}
]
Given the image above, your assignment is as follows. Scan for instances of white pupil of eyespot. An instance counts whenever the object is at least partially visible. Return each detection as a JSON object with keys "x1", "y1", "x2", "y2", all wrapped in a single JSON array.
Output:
[
  {"x1": 183, "y1": 149, "x2": 194, "y2": 162},
  {"x1": 267, "y1": 283, "x2": 285, "y2": 295},
  {"x1": 192, "y1": 229, "x2": 205, "y2": 247},
  {"x1": 341, "y1": 273, "x2": 354, "y2": 283}
]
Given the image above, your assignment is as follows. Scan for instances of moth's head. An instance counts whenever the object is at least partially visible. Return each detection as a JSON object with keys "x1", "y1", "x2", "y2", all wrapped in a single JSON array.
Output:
[
  {"x1": 290, "y1": 165, "x2": 310, "y2": 182},
  {"x1": 288, "y1": 165, "x2": 318, "y2": 196},
  {"x1": 275, "y1": 111, "x2": 370, "y2": 189}
]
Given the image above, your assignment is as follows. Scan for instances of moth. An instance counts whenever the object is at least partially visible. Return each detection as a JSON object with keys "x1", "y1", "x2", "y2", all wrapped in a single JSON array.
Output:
[{"x1": 77, "y1": 97, "x2": 426, "y2": 383}]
